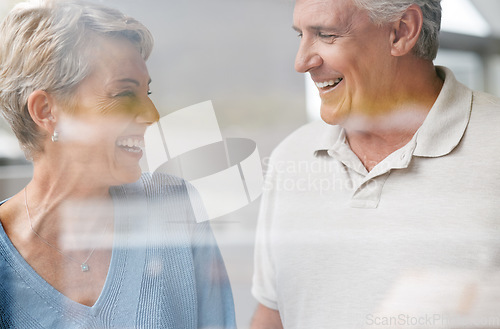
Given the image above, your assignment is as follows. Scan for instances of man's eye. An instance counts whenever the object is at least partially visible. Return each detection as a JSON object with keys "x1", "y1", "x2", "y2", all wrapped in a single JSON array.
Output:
[
  {"x1": 318, "y1": 32, "x2": 339, "y2": 44},
  {"x1": 318, "y1": 32, "x2": 338, "y2": 39},
  {"x1": 296, "y1": 32, "x2": 303, "y2": 38}
]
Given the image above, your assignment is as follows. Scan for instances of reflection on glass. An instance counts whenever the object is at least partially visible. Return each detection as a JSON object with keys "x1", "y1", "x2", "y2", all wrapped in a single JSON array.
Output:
[{"x1": 0, "y1": 1, "x2": 236, "y2": 328}]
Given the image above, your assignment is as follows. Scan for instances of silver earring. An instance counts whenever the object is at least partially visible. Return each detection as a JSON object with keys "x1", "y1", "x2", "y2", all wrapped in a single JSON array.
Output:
[{"x1": 51, "y1": 131, "x2": 59, "y2": 142}]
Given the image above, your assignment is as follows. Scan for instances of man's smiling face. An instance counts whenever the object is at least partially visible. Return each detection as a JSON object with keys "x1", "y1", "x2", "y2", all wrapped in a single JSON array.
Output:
[{"x1": 293, "y1": 0, "x2": 397, "y2": 125}]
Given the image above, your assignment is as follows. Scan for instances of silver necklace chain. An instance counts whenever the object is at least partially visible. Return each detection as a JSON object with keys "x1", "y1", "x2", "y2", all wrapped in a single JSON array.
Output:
[{"x1": 23, "y1": 187, "x2": 110, "y2": 272}]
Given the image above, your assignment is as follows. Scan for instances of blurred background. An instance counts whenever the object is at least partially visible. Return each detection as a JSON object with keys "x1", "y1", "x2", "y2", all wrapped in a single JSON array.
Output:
[{"x1": 1, "y1": 0, "x2": 499, "y2": 327}]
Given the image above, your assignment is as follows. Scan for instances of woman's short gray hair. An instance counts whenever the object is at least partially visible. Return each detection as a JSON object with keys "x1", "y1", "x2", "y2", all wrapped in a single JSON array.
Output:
[
  {"x1": 0, "y1": 0, "x2": 154, "y2": 159},
  {"x1": 352, "y1": 0, "x2": 441, "y2": 61}
]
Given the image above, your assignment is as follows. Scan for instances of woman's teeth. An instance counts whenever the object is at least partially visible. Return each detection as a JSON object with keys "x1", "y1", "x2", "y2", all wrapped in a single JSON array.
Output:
[
  {"x1": 316, "y1": 78, "x2": 343, "y2": 89},
  {"x1": 116, "y1": 137, "x2": 144, "y2": 153}
]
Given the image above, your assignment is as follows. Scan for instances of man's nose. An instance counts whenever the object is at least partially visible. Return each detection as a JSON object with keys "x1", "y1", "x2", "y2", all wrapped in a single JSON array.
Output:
[{"x1": 295, "y1": 39, "x2": 323, "y2": 73}]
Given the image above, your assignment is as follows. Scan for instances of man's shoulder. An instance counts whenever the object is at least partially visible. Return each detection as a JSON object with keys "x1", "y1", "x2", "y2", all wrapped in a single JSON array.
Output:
[
  {"x1": 283, "y1": 120, "x2": 331, "y2": 140},
  {"x1": 472, "y1": 90, "x2": 500, "y2": 109},
  {"x1": 469, "y1": 91, "x2": 500, "y2": 127}
]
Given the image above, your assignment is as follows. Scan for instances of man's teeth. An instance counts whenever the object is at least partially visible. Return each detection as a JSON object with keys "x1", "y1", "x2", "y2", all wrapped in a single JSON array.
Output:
[
  {"x1": 116, "y1": 137, "x2": 144, "y2": 152},
  {"x1": 315, "y1": 78, "x2": 343, "y2": 88}
]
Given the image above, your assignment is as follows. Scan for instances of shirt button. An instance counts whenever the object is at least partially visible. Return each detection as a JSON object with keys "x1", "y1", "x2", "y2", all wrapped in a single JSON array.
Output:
[{"x1": 400, "y1": 153, "x2": 406, "y2": 160}]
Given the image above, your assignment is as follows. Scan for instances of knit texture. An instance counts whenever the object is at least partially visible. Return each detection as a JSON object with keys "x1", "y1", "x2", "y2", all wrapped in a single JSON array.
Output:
[{"x1": 0, "y1": 173, "x2": 236, "y2": 328}]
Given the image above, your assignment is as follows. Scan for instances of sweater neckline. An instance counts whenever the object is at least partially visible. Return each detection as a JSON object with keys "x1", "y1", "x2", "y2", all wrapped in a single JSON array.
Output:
[{"x1": 0, "y1": 187, "x2": 123, "y2": 316}]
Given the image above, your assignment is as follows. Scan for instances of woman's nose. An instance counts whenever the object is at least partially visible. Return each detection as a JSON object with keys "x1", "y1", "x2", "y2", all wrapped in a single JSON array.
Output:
[{"x1": 136, "y1": 97, "x2": 160, "y2": 125}]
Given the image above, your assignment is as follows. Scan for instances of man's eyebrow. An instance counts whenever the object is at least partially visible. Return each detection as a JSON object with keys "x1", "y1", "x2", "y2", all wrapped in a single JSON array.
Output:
[{"x1": 292, "y1": 25, "x2": 345, "y2": 33}]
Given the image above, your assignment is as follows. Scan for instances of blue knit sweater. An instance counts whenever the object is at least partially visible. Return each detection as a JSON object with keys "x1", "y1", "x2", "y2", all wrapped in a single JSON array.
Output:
[{"x1": 0, "y1": 173, "x2": 236, "y2": 328}]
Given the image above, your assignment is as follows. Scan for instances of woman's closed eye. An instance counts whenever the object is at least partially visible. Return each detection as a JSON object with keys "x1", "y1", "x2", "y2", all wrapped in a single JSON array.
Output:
[
  {"x1": 115, "y1": 90, "x2": 136, "y2": 98},
  {"x1": 115, "y1": 90, "x2": 151, "y2": 98}
]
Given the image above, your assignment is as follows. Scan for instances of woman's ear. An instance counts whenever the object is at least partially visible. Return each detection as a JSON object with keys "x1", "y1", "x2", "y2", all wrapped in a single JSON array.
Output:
[
  {"x1": 27, "y1": 90, "x2": 57, "y2": 134},
  {"x1": 390, "y1": 4, "x2": 423, "y2": 57}
]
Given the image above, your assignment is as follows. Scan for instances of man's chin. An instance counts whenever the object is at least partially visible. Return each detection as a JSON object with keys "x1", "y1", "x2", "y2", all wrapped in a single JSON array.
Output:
[{"x1": 320, "y1": 105, "x2": 348, "y2": 126}]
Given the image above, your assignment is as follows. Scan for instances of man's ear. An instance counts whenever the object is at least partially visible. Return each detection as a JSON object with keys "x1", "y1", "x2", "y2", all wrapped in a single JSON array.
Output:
[
  {"x1": 390, "y1": 4, "x2": 423, "y2": 57},
  {"x1": 27, "y1": 90, "x2": 58, "y2": 134}
]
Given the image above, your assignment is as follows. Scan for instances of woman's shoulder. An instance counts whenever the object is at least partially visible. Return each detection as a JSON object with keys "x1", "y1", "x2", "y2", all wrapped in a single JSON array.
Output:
[
  {"x1": 141, "y1": 172, "x2": 189, "y2": 193},
  {"x1": 113, "y1": 172, "x2": 188, "y2": 198},
  {"x1": 112, "y1": 172, "x2": 208, "y2": 223}
]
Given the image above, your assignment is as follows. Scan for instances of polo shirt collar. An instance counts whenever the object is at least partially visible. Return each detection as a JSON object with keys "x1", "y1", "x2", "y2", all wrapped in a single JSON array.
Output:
[
  {"x1": 315, "y1": 123, "x2": 343, "y2": 153},
  {"x1": 314, "y1": 66, "x2": 472, "y2": 159},
  {"x1": 413, "y1": 66, "x2": 472, "y2": 157}
]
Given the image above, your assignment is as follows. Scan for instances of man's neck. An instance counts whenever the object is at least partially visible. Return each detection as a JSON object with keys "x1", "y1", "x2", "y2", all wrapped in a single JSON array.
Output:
[
  {"x1": 343, "y1": 63, "x2": 444, "y2": 171},
  {"x1": 346, "y1": 123, "x2": 420, "y2": 172}
]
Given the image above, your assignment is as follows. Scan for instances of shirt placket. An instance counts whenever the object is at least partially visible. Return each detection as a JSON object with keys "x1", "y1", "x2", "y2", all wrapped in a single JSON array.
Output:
[{"x1": 329, "y1": 135, "x2": 417, "y2": 209}]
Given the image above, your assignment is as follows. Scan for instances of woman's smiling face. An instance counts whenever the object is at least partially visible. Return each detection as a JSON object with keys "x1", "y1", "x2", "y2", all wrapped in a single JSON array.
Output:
[{"x1": 55, "y1": 36, "x2": 160, "y2": 185}]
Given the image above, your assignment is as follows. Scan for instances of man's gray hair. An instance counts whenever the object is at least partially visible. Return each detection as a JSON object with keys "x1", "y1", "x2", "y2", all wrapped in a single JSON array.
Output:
[
  {"x1": 0, "y1": 0, "x2": 154, "y2": 159},
  {"x1": 352, "y1": 0, "x2": 441, "y2": 61}
]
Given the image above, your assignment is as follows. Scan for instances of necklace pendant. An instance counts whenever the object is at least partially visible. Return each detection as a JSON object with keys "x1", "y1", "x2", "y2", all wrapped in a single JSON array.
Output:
[{"x1": 81, "y1": 263, "x2": 90, "y2": 272}]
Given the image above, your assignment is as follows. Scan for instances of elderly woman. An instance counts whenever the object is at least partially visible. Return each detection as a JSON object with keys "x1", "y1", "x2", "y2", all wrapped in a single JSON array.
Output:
[{"x1": 0, "y1": 0, "x2": 236, "y2": 328}]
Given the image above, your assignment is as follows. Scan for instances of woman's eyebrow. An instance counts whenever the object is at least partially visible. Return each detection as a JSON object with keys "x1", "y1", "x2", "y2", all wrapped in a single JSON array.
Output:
[{"x1": 115, "y1": 78, "x2": 152, "y2": 86}]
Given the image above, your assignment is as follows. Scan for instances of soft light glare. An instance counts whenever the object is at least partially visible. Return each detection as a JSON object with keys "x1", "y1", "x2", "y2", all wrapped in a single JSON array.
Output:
[
  {"x1": 441, "y1": 0, "x2": 490, "y2": 37},
  {"x1": 305, "y1": 73, "x2": 322, "y2": 122}
]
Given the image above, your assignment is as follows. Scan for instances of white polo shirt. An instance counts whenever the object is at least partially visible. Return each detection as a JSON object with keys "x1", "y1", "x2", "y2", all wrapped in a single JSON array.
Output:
[{"x1": 252, "y1": 67, "x2": 500, "y2": 328}]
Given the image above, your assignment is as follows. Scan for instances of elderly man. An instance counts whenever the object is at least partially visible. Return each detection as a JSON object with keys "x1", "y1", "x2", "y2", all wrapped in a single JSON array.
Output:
[{"x1": 251, "y1": 0, "x2": 500, "y2": 328}]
